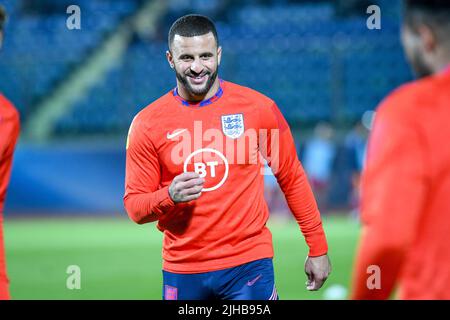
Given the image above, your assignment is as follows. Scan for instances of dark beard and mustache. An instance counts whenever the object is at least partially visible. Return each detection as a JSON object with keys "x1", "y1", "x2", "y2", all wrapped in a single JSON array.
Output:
[
  {"x1": 410, "y1": 50, "x2": 433, "y2": 79},
  {"x1": 175, "y1": 67, "x2": 219, "y2": 98},
  {"x1": 405, "y1": 40, "x2": 433, "y2": 79}
]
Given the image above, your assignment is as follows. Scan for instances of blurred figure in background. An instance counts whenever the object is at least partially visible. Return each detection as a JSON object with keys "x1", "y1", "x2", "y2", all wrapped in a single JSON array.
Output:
[
  {"x1": 302, "y1": 123, "x2": 336, "y2": 212},
  {"x1": 344, "y1": 120, "x2": 368, "y2": 217},
  {"x1": 351, "y1": 0, "x2": 450, "y2": 299},
  {"x1": 327, "y1": 135, "x2": 358, "y2": 212},
  {"x1": 0, "y1": 6, "x2": 21, "y2": 300}
]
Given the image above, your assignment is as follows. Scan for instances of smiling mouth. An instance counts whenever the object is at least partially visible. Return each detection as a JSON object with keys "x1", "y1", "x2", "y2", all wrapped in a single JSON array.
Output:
[{"x1": 188, "y1": 74, "x2": 208, "y2": 84}]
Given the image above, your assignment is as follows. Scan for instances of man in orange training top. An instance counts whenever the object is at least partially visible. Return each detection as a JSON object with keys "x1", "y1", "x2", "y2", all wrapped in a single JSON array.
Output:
[
  {"x1": 0, "y1": 6, "x2": 21, "y2": 300},
  {"x1": 351, "y1": 0, "x2": 450, "y2": 299},
  {"x1": 124, "y1": 14, "x2": 331, "y2": 300}
]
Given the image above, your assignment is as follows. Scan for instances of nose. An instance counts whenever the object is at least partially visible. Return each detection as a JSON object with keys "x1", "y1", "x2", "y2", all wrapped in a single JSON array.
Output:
[{"x1": 190, "y1": 57, "x2": 204, "y2": 74}]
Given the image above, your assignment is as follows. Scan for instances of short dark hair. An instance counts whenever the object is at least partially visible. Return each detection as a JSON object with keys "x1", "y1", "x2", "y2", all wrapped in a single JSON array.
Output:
[
  {"x1": 0, "y1": 5, "x2": 6, "y2": 33},
  {"x1": 168, "y1": 14, "x2": 219, "y2": 51},
  {"x1": 403, "y1": 0, "x2": 450, "y2": 44}
]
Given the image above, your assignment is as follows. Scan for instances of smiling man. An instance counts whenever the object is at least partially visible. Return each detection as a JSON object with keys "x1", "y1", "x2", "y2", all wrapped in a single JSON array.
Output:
[{"x1": 124, "y1": 14, "x2": 331, "y2": 300}]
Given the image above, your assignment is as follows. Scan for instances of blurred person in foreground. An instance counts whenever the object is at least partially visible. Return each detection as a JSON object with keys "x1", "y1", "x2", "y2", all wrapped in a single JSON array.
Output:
[
  {"x1": 351, "y1": 0, "x2": 450, "y2": 299},
  {"x1": 124, "y1": 14, "x2": 330, "y2": 300},
  {"x1": 0, "y1": 6, "x2": 20, "y2": 300}
]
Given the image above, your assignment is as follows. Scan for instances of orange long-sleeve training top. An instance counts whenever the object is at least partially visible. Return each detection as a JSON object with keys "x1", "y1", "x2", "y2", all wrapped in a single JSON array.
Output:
[
  {"x1": 351, "y1": 66, "x2": 450, "y2": 299},
  {"x1": 124, "y1": 80, "x2": 328, "y2": 273},
  {"x1": 0, "y1": 94, "x2": 20, "y2": 300}
]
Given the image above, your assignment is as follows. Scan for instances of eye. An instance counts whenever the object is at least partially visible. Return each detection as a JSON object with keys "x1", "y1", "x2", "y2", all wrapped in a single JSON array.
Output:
[
  {"x1": 180, "y1": 55, "x2": 193, "y2": 61},
  {"x1": 200, "y1": 54, "x2": 213, "y2": 60}
]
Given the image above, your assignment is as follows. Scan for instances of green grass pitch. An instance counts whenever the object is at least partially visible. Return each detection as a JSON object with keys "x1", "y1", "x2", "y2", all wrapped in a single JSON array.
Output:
[{"x1": 4, "y1": 215, "x2": 360, "y2": 300}]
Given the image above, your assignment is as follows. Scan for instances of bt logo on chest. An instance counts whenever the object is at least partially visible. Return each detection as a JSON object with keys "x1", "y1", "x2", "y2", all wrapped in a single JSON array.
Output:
[{"x1": 183, "y1": 148, "x2": 229, "y2": 192}]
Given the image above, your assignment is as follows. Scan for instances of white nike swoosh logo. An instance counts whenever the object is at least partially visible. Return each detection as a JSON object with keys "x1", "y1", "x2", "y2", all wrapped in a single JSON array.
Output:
[
  {"x1": 247, "y1": 274, "x2": 262, "y2": 286},
  {"x1": 167, "y1": 129, "x2": 187, "y2": 139}
]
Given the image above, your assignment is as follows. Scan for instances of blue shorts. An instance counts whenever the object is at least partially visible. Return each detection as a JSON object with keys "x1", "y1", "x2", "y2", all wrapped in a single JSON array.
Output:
[{"x1": 162, "y1": 258, "x2": 279, "y2": 300}]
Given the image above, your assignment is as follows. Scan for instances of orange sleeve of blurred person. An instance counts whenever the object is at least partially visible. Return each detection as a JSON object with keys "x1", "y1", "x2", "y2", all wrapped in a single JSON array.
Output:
[
  {"x1": 0, "y1": 95, "x2": 21, "y2": 300},
  {"x1": 350, "y1": 92, "x2": 427, "y2": 299},
  {"x1": 0, "y1": 97, "x2": 20, "y2": 213}
]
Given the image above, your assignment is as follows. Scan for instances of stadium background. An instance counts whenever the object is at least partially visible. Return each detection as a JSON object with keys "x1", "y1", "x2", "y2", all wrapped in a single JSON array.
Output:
[{"x1": 1, "y1": 0, "x2": 412, "y2": 299}]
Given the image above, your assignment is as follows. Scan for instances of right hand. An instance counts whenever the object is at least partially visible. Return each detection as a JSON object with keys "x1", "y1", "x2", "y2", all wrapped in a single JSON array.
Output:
[{"x1": 169, "y1": 172, "x2": 205, "y2": 203}]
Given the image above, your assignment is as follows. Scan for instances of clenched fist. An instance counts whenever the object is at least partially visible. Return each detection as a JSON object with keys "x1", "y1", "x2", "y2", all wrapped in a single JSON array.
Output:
[{"x1": 169, "y1": 172, "x2": 205, "y2": 203}]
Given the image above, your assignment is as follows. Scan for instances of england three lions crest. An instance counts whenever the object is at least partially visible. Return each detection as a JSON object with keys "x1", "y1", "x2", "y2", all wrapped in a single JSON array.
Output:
[{"x1": 221, "y1": 114, "x2": 244, "y2": 139}]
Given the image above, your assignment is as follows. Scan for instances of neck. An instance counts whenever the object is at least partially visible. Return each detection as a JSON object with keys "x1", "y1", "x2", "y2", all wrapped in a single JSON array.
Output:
[{"x1": 176, "y1": 77, "x2": 220, "y2": 102}]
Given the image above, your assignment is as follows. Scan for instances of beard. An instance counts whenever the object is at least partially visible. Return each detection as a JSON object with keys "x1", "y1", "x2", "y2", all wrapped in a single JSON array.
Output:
[
  {"x1": 175, "y1": 66, "x2": 219, "y2": 98},
  {"x1": 409, "y1": 48, "x2": 433, "y2": 79},
  {"x1": 402, "y1": 31, "x2": 433, "y2": 79},
  {"x1": 401, "y1": 25, "x2": 433, "y2": 79}
]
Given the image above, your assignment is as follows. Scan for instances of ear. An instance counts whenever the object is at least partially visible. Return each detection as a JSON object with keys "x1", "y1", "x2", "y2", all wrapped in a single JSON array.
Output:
[
  {"x1": 417, "y1": 24, "x2": 437, "y2": 52},
  {"x1": 217, "y1": 46, "x2": 222, "y2": 66},
  {"x1": 166, "y1": 50, "x2": 174, "y2": 69}
]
